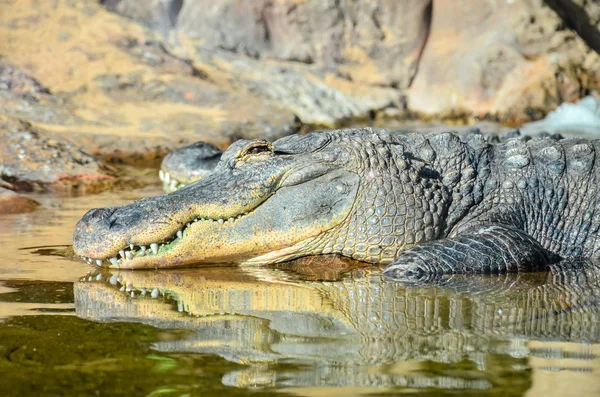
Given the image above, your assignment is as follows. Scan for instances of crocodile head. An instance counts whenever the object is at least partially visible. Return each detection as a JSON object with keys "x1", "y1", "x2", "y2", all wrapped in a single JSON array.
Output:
[
  {"x1": 73, "y1": 128, "x2": 451, "y2": 269},
  {"x1": 159, "y1": 141, "x2": 223, "y2": 192},
  {"x1": 74, "y1": 130, "x2": 369, "y2": 269}
]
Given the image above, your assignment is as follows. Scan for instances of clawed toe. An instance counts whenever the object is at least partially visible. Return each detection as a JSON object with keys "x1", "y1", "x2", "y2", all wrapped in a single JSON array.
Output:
[{"x1": 382, "y1": 263, "x2": 425, "y2": 281}]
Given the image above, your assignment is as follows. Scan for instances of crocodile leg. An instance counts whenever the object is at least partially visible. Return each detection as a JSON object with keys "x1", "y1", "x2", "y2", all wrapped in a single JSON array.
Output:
[{"x1": 383, "y1": 225, "x2": 557, "y2": 281}]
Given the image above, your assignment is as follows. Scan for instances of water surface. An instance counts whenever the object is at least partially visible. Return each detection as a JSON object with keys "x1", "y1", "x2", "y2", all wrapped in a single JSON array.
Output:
[{"x1": 1, "y1": 186, "x2": 600, "y2": 396}]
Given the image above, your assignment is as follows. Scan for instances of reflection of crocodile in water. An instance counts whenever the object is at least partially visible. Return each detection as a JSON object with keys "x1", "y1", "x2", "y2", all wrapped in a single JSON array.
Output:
[
  {"x1": 73, "y1": 125, "x2": 600, "y2": 279},
  {"x1": 74, "y1": 262, "x2": 600, "y2": 390}
]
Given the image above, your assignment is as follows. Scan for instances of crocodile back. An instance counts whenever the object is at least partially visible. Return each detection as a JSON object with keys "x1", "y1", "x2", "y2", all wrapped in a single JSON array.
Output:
[{"x1": 460, "y1": 137, "x2": 600, "y2": 258}]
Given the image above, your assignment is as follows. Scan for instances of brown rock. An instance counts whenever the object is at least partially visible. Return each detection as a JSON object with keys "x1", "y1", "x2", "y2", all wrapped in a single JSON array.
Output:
[
  {"x1": 407, "y1": 0, "x2": 600, "y2": 122},
  {"x1": 0, "y1": 1, "x2": 300, "y2": 164},
  {"x1": 0, "y1": 187, "x2": 39, "y2": 214},
  {"x1": 0, "y1": 116, "x2": 116, "y2": 192}
]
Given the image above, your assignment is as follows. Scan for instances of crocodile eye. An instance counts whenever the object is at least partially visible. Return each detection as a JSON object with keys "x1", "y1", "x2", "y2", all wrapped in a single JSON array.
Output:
[{"x1": 237, "y1": 140, "x2": 274, "y2": 162}]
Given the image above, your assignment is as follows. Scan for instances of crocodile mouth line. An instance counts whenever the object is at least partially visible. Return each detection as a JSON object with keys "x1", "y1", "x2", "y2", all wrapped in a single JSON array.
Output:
[{"x1": 79, "y1": 210, "x2": 251, "y2": 268}]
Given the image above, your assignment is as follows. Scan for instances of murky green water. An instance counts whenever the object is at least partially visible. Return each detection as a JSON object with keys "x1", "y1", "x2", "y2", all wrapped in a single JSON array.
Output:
[{"x1": 2, "y1": 186, "x2": 600, "y2": 396}]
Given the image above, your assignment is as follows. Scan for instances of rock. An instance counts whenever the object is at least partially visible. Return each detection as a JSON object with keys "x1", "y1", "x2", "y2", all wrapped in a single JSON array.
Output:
[
  {"x1": 0, "y1": 116, "x2": 116, "y2": 192},
  {"x1": 0, "y1": 187, "x2": 39, "y2": 214},
  {"x1": 111, "y1": 0, "x2": 432, "y2": 89},
  {"x1": 407, "y1": 0, "x2": 600, "y2": 122},
  {"x1": 0, "y1": 62, "x2": 50, "y2": 96},
  {"x1": 0, "y1": 1, "x2": 300, "y2": 165}
]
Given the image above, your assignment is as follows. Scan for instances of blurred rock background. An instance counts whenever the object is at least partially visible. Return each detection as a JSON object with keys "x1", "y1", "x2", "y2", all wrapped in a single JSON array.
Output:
[{"x1": 0, "y1": 0, "x2": 599, "y2": 201}]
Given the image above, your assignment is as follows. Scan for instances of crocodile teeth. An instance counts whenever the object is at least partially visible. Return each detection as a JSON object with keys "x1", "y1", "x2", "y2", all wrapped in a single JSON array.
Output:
[
  {"x1": 177, "y1": 230, "x2": 183, "y2": 239},
  {"x1": 125, "y1": 251, "x2": 133, "y2": 260},
  {"x1": 228, "y1": 217, "x2": 234, "y2": 223},
  {"x1": 109, "y1": 257, "x2": 119, "y2": 267},
  {"x1": 164, "y1": 172, "x2": 170, "y2": 183},
  {"x1": 150, "y1": 243, "x2": 159, "y2": 255},
  {"x1": 159, "y1": 170, "x2": 165, "y2": 180},
  {"x1": 140, "y1": 246, "x2": 146, "y2": 252},
  {"x1": 218, "y1": 218, "x2": 224, "y2": 224},
  {"x1": 130, "y1": 244, "x2": 134, "y2": 250},
  {"x1": 96, "y1": 259, "x2": 103, "y2": 266},
  {"x1": 119, "y1": 250, "x2": 125, "y2": 258},
  {"x1": 151, "y1": 288, "x2": 159, "y2": 298}
]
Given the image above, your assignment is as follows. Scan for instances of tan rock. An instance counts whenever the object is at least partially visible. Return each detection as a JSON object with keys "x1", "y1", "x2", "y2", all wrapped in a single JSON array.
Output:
[{"x1": 407, "y1": 0, "x2": 600, "y2": 122}]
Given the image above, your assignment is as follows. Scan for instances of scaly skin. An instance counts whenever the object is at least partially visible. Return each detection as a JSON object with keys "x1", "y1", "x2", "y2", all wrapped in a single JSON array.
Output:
[
  {"x1": 159, "y1": 141, "x2": 222, "y2": 192},
  {"x1": 73, "y1": 128, "x2": 599, "y2": 278},
  {"x1": 156, "y1": 129, "x2": 563, "y2": 194}
]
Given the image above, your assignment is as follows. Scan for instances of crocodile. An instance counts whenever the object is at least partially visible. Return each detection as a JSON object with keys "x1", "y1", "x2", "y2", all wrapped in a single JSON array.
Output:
[
  {"x1": 159, "y1": 140, "x2": 222, "y2": 192},
  {"x1": 74, "y1": 261, "x2": 600, "y2": 389},
  {"x1": 73, "y1": 127, "x2": 600, "y2": 279}
]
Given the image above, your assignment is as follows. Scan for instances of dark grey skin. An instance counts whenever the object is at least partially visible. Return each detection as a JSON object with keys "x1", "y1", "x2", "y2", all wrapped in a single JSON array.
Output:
[
  {"x1": 73, "y1": 128, "x2": 599, "y2": 279},
  {"x1": 159, "y1": 141, "x2": 223, "y2": 192},
  {"x1": 157, "y1": 129, "x2": 563, "y2": 193}
]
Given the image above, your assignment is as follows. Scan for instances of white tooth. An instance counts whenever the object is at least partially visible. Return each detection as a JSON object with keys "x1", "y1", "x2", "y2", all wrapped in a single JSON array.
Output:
[
  {"x1": 151, "y1": 288, "x2": 159, "y2": 298},
  {"x1": 228, "y1": 217, "x2": 234, "y2": 223},
  {"x1": 131, "y1": 291, "x2": 135, "y2": 298},
  {"x1": 140, "y1": 246, "x2": 146, "y2": 252},
  {"x1": 87, "y1": 258, "x2": 93, "y2": 264},
  {"x1": 178, "y1": 301, "x2": 183, "y2": 312},
  {"x1": 96, "y1": 259, "x2": 103, "y2": 266},
  {"x1": 159, "y1": 170, "x2": 165, "y2": 180},
  {"x1": 164, "y1": 172, "x2": 170, "y2": 183},
  {"x1": 88, "y1": 276, "x2": 93, "y2": 281},
  {"x1": 130, "y1": 244, "x2": 134, "y2": 250},
  {"x1": 140, "y1": 288, "x2": 147, "y2": 296},
  {"x1": 119, "y1": 250, "x2": 125, "y2": 258},
  {"x1": 125, "y1": 251, "x2": 133, "y2": 260},
  {"x1": 193, "y1": 218, "x2": 198, "y2": 222},
  {"x1": 200, "y1": 218, "x2": 205, "y2": 221},
  {"x1": 109, "y1": 257, "x2": 119, "y2": 267},
  {"x1": 218, "y1": 218, "x2": 224, "y2": 224},
  {"x1": 170, "y1": 180, "x2": 177, "y2": 189},
  {"x1": 109, "y1": 273, "x2": 118, "y2": 285},
  {"x1": 177, "y1": 230, "x2": 183, "y2": 239},
  {"x1": 150, "y1": 243, "x2": 159, "y2": 255},
  {"x1": 96, "y1": 274, "x2": 103, "y2": 281},
  {"x1": 187, "y1": 222, "x2": 191, "y2": 227},
  {"x1": 119, "y1": 286, "x2": 125, "y2": 292},
  {"x1": 125, "y1": 285, "x2": 132, "y2": 292}
]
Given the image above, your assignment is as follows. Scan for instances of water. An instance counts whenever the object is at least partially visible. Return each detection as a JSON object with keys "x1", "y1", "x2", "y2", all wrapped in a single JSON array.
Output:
[{"x1": 2, "y1": 186, "x2": 600, "y2": 396}]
